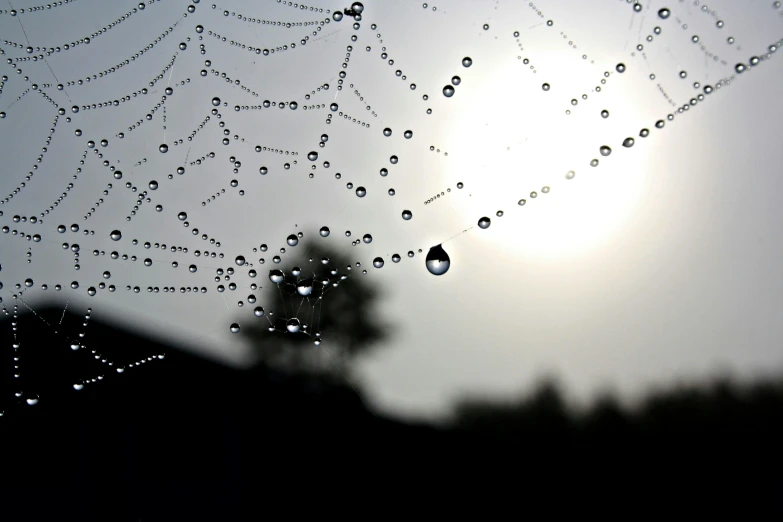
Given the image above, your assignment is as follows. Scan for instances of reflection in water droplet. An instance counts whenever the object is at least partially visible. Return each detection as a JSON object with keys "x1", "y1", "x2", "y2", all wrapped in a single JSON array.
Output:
[
  {"x1": 297, "y1": 278, "x2": 313, "y2": 296},
  {"x1": 478, "y1": 217, "x2": 491, "y2": 229},
  {"x1": 425, "y1": 244, "x2": 450, "y2": 276},
  {"x1": 286, "y1": 318, "x2": 301, "y2": 333}
]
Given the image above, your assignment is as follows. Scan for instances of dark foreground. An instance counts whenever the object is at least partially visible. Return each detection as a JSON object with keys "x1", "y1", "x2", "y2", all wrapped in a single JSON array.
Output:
[{"x1": 1, "y1": 308, "x2": 781, "y2": 519}]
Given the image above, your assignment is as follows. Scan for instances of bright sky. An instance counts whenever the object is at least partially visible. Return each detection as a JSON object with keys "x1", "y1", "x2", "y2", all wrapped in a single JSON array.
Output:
[{"x1": 1, "y1": 0, "x2": 782, "y2": 422}]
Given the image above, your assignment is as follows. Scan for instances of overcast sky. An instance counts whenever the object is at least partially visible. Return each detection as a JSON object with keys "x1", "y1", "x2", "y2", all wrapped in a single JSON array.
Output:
[{"x1": 1, "y1": 0, "x2": 782, "y2": 422}]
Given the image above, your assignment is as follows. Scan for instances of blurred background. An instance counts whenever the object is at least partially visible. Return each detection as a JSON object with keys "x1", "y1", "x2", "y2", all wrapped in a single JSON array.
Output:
[{"x1": 1, "y1": 1, "x2": 783, "y2": 517}]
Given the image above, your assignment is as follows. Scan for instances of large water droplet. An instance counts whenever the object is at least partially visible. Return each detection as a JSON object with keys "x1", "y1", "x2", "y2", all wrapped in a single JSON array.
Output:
[
  {"x1": 230, "y1": 323, "x2": 240, "y2": 333},
  {"x1": 373, "y1": 257, "x2": 384, "y2": 268},
  {"x1": 307, "y1": 151, "x2": 318, "y2": 161},
  {"x1": 622, "y1": 137, "x2": 635, "y2": 148},
  {"x1": 658, "y1": 8, "x2": 670, "y2": 19},
  {"x1": 402, "y1": 210, "x2": 413, "y2": 220},
  {"x1": 425, "y1": 244, "x2": 450, "y2": 276},
  {"x1": 235, "y1": 255, "x2": 246, "y2": 266},
  {"x1": 356, "y1": 186, "x2": 366, "y2": 197},
  {"x1": 159, "y1": 144, "x2": 169, "y2": 153},
  {"x1": 478, "y1": 217, "x2": 491, "y2": 229},
  {"x1": 443, "y1": 85, "x2": 455, "y2": 97},
  {"x1": 287, "y1": 234, "x2": 299, "y2": 246},
  {"x1": 297, "y1": 278, "x2": 313, "y2": 296},
  {"x1": 110, "y1": 230, "x2": 122, "y2": 241},
  {"x1": 599, "y1": 145, "x2": 612, "y2": 156},
  {"x1": 286, "y1": 318, "x2": 301, "y2": 333},
  {"x1": 319, "y1": 226, "x2": 330, "y2": 237},
  {"x1": 462, "y1": 57, "x2": 472, "y2": 67},
  {"x1": 269, "y1": 269, "x2": 285, "y2": 284}
]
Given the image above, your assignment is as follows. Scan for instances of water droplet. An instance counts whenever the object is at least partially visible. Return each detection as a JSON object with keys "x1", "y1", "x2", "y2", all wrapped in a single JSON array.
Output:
[
  {"x1": 178, "y1": 212, "x2": 188, "y2": 221},
  {"x1": 235, "y1": 255, "x2": 246, "y2": 266},
  {"x1": 363, "y1": 234, "x2": 373, "y2": 244},
  {"x1": 640, "y1": 128, "x2": 650, "y2": 137},
  {"x1": 333, "y1": 11, "x2": 343, "y2": 21},
  {"x1": 443, "y1": 85, "x2": 455, "y2": 97},
  {"x1": 307, "y1": 151, "x2": 318, "y2": 161},
  {"x1": 189, "y1": 264, "x2": 198, "y2": 273},
  {"x1": 622, "y1": 137, "x2": 635, "y2": 148},
  {"x1": 73, "y1": 381, "x2": 84, "y2": 391},
  {"x1": 542, "y1": 83, "x2": 550, "y2": 91},
  {"x1": 383, "y1": 127, "x2": 392, "y2": 137},
  {"x1": 658, "y1": 8, "x2": 670, "y2": 19},
  {"x1": 616, "y1": 63, "x2": 626, "y2": 73},
  {"x1": 404, "y1": 130, "x2": 413, "y2": 139},
  {"x1": 110, "y1": 230, "x2": 122, "y2": 241},
  {"x1": 319, "y1": 226, "x2": 330, "y2": 237},
  {"x1": 425, "y1": 244, "x2": 450, "y2": 276},
  {"x1": 230, "y1": 323, "x2": 240, "y2": 333},
  {"x1": 462, "y1": 57, "x2": 472, "y2": 67},
  {"x1": 599, "y1": 145, "x2": 612, "y2": 156},
  {"x1": 601, "y1": 109, "x2": 609, "y2": 118},
  {"x1": 655, "y1": 120, "x2": 665, "y2": 129},
  {"x1": 356, "y1": 186, "x2": 367, "y2": 197},
  {"x1": 451, "y1": 76, "x2": 461, "y2": 86},
  {"x1": 735, "y1": 63, "x2": 746, "y2": 73},
  {"x1": 269, "y1": 269, "x2": 285, "y2": 284},
  {"x1": 402, "y1": 210, "x2": 413, "y2": 220},
  {"x1": 286, "y1": 318, "x2": 301, "y2": 333},
  {"x1": 212, "y1": 97, "x2": 221, "y2": 106},
  {"x1": 392, "y1": 254, "x2": 401, "y2": 263},
  {"x1": 565, "y1": 170, "x2": 575, "y2": 180},
  {"x1": 590, "y1": 159, "x2": 599, "y2": 167},
  {"x1": 457, "y1": 182, "x2": 464, "y2": 189},
  {"x1": 483, "y1": 23, "x2": 489, "y2": 30},
  {"x1": 159, "y1": 144, "x2": 169, "y2": 153},
  {"x1": 26, "y1": 395, "x2": 39, "y2": 406},
  {"x1": 478, "y1": 217, "x2": 491, "y2": 229},
  {"x1": 373, "y1": 257, "x2": 384, "y2": 268},
  {"x1": 254, "y1": 306, "x2": 265, "y2": 317},
  {"x1": 297, "y1": 278, "x2": 313, "y2": 296}
]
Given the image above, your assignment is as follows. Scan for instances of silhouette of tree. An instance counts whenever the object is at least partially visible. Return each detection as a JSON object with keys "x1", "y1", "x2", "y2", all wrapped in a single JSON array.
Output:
[{"x1": 238, "y1": 239, "x2": 390, "y2": 384}]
